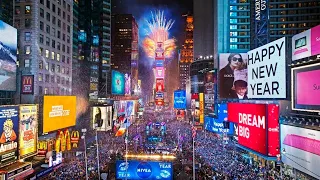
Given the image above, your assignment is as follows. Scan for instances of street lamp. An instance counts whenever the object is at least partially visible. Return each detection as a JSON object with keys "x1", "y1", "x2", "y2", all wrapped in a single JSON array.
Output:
[
  {"x1": 81, "y1": 128, "x2": 88, "y2": 180},
  {"x1": 94, "y1": 123, "x2": 101, "y2": 180}
]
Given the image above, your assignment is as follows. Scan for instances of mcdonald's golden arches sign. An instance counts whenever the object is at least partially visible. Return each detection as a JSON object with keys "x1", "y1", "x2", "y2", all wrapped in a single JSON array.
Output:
[{"x1": 21, "y1": 75, "x2": 34, "y2": 94}]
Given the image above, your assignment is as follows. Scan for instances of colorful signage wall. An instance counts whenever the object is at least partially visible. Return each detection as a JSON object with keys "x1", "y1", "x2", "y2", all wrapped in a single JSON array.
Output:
[
  {"x1": 219, "y1": 53, "x2": 248, "y2": 99},
  {"x1": 0, "y1": 20, "x2": 17, "y2": 91},
  {"x1": 92, "y1": 106, "x2": 112, "y2": 131},
  {"x1": 21, "y1": 75, "x2": 34, "y2": 94},
  {"x1": 204, "y1": 71, "x2": 216, "y2": 116},
  {"x1": 116, "y1": 160, "x2": 173, "y2": 180},
  {"x1": 247, "y1": 37, "x2": 286, "y2": 99},
  {"x1": 292, "y1": 24, "x2": 320, "y2": 61},
  {"x1": 0, "y1": 106, "x2": 19, "y2": 167},
  {"x1": 174, "y1": 90, "x2": 187, "y2": 109},
  {"x1": 228, "y1": 103, "x2": 280, "y2": 156},
  {"x1": 292, "y1": 63, "x2": 320, "y2": 112},
  {"x1": 112, "y1": 70, "x2": 125, "y2": 95},
  {"x1": 19, "y1": 105, "x2": 38, "y2": 158},
  {"x1": 205, "y1": 104, "x2": 234, "y2": 135},
  {"x1": 155, "y1": 67, "x2": 165, "y2": 79},
  {"x1": 281, "y1": 125, "x2": 320, "y2": 179},
  {"x1": 43, "y1": 96, "x2": 76, "y2": 133}
]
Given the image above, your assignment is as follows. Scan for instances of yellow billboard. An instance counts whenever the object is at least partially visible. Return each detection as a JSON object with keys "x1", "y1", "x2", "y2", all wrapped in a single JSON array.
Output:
[
  {"x1": 43, "y1": 96, "x2": 76, "y2": 133},
  {"x1": 19, "y1": 105, "x2": 38, "y2": 158},
  {"x1": 199, "y1": 93, "x2": 204, "y2": 124}
]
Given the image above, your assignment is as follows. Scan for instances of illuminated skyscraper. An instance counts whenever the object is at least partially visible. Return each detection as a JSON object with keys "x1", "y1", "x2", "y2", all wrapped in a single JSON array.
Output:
[
  {"x1": 179, "y1": 15, "x2": 193, "y2": 90},
  {"x1": 0, "y1": 0, "x2": 13, "y2": 25}
]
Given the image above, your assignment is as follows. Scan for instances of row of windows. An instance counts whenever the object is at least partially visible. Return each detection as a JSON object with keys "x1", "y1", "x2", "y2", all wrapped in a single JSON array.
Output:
[
  {"x1": 39, "y1": 86, "x2": 71, "y2": 95},
  {"x1": 39, "y1": 33, "x2": 70, "y2": 52},
  {"x1": 230, "y1": 44, "x2": 250, "y2": 50},
  {"x1": 14, "y1": 19, "x2": 31, "y2": 28},
  {"x1": 38, "y1": 60, "x2": 70, "y2": 75},
  {"x1": 40, "y1": 8, "x2": 71, "y2": 24},
  {"x1": 15, "y1": 5, "x2": 31, "y2": 15},
  {"x1": 38, "y1": 73, "x2": 70, "y2": 85},
  {"x1": 39, "y1": 0, "x2": 71, "y2": 13},
  {"x1": 39, "y1": 48, "x2": 71, "y2": 64},
  {"x1": 40, "y1": 20, "x2": 71, "y2": 36}
]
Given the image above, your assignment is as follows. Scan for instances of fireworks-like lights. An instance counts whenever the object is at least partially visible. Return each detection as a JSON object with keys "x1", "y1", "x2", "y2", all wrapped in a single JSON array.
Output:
[{"x1": 142, "y1": 10, "x2": 176, "y2": 58}]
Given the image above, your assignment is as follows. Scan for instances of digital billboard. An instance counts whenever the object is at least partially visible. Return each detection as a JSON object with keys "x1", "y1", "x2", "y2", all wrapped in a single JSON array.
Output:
[
  {"x1": 281, "y1": 125, "x2": 320, "y2": 179},
  {"x1": 199, "y1": 93, "x2": 204, "y2": 124},
  {"x1": 92, "y1": 106, "x2": 112, "y2": 131},
  {"x1": 112, "y1": 70, "x2": 125, "y2": 95},
  {"x1": 204, "y1": 104, "x2": 234, "y2": 135},
  {"x1": 21, "y1": 75, "x2": 34, "y2": 94},
  {"x1": 19, "y1": 105, "x2": 38, "y2": 158},
  {"x1": 125, "y1": 74, "x2": 131, "y2": 95},
  {"x1": 155, "y1": 67, "x2": 165, "y2": 79},
  {"x1": 174, "y1": 90, "x2": 186, "y2": 109},
  {"x1": 228, "y1": 103, "x2": 280, "y2": 156},
  {"x1": 43, "y1": 96, "x2": 77, "y2": 133},
  {"x1": 155, "y1": 60, "x2": 164, "y2": 67},
  {"x1": 191, "y1": 74, "x2": 204, "y2": 94},
  {"x1": 292, "y1": 63, "x2": 320, "y2": 112},
  {"x1": 0, "y1": 20, "x2": 17, "y2": 91},
  {"x1": 204, "y1": 70, "x2": 217, "y2": 116},
  {"x1": 0, "y1": 106, "x2": 19, "y2": 167},
  {"x1": 155, "y1": 79, "x2": 164, "y2": 92},
  {"x1": 247, "y1": 37, "x2": 286, "y2": 99},
  {"x1": 116, "y1": 160, "x2": 173, "y2": 180},
  {"x1": 155, "y1": 92, "x2": 164, "y2": 99},
  {"x1": 292, "y1": 24, "x2": 320, "y2": 61},
  {"x1": 219, "y1": 53, "x2": 248, "y2": 99}
]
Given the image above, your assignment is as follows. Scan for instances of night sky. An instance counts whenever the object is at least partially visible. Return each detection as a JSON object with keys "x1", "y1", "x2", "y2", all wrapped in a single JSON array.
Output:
[{"x1": 112, "y1": 0, "x2": 193, "y2": 100}]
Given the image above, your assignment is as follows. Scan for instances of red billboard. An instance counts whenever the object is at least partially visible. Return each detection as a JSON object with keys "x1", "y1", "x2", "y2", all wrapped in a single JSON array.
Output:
[
  {"x1": 155, "y1": 79, "x2": 164, "y2": 92},
  {"x1": 228, "y1": 103, "x2": 279, "y2": 156},
  {"x1": 155, "y1": 99, "x2": 164, "y2": 106},
  {"x1": 21, "y1": 75, "x2": 34, "y2": 94}
]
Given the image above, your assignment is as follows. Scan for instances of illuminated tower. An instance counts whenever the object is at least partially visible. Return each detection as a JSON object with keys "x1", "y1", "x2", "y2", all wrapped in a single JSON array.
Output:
[{"x1": 154, "y1": 42, "x2": 165, "y2": 107}]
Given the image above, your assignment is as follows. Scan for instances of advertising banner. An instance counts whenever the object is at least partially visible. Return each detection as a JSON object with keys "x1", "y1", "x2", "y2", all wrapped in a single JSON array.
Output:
[
  {"x1": 281, "y1": 125, "x2": 320, "y2": 179},
  {"x1": 219, "y1": 53, "x2": 248, "y2": 99},
  {"x1": 21, "y1": 75, "x2": 34, "y2": 94},
  {"x1": 199, "y1": 93, "x2": 204, "y2": 124},
  {"x1": 204, "y1": 70, "x2": 216, "y2": 116},
  {"x1": 0, "y1": 106, "x2": 19, "y2": 167},
  {"x1": 19, "y1": 105, "x2": 38, "y2": 158},
  {"x1": 292, "y1": 63, "x2": 320, "y2": 112},
  {"x1": 155, "y1": 92, "x2": 164, "y2": 100},
  {"x1": 155, "y1": 67, "x2": 165, "y2": 79},
  {"x1": 191, "y1": 74, "x2": 204, "y2": 94},
  {"x1": 0, "y1": 20, "x2": 17, "y2": 91},
  {"x1": 174, "y1": 90, "x2": 186, "y2": 109},
  {"x1": 43, "y1": 96, "x2": 76, "y2": 133},
  {"x1": 228, "y1": 103, "x2": 280, "y2": 156},
  {"x1": 125, "y1": 74, "x2": 131, "y2": 95},
  {"x1": 205, "y1": 104, "x2": 234, "y2": 134},
  {"x1": 116, "y1": 160, "x2": 173, "y2": 180},
  {"x1": 247, "y1": 37, "x2": 286, "y2": 99},
  {"x1": 292, "y1": 24, "x2": 320, "y2": 61},
  {"x1": 70, "y1": 130, "x2": 80, "y2": 148},
  {"x1": 112, "y1": 70, "x2": 125, "y2": 95},
  {"x1": 155, "y1": 60, "x2": 164, "y2": 67},
  {"x1": 155, "y1": 79, "x2": 164, "y2": 92},
  {"x1": 92, "y1": 106, "x2": 112, "y2": 131}
]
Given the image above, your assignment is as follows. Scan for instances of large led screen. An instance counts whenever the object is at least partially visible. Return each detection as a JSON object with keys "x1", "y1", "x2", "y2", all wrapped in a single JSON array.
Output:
[
  {"x1": 204, "y1": 70, "x2": 217, "y2": 116},
  {"x1": 155, "y1": 79, "x2": 164, "y2": 92},
  {"x1": 219, "y1": 53, "x2": 248, "y2": 99},
  {"x1": 112, "y1": 70, "x2": 125, "y2": 95},
  {"x1": 116, "y1": 160, "x2": 173, "y2": 180},
  {"x1": 174, "y1": 90, "x2": 186, "y2": 109},
  {"x1": 191, "y1": 75, "x2": 204, "y2": 94},
  {"x1": 155, "y1": 67, "x2": 164, "y2": 79},
  {"x1": 19, "y1": 105, "x2": 38, "y2": 158},
  {"x1": 0, "y1": 20, "x2": 17, "y2": 91},
  {"x1": 281, "y1": 125, "x2": 320, "y2": 179},
  {"x1": 292, "y1": 63, "x2": 320, "y2": 112},
  {"x1": 43, "y1": 96, "x2": 76, "y2": 133},
  {"x1": 92, "y1": 106, "x2": 112, "y2": 131}
]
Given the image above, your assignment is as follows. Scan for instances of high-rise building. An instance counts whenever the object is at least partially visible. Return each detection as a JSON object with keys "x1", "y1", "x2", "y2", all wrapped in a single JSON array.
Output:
[
  {"x1": 179, "y1": 15, "x2": 193, "y2": 90},
  {"x1": 75, "y1": 0, "x2": 111, "y2": 99},
  {"x1": 0, "y1": 0, "x2": 13, "y2": 25},
  {"x1": 14, "y1": 0, "x2": 74, "y2": 104},
  {"x1": 111, "y1": 14, "x2": 139, "y2": 95}
]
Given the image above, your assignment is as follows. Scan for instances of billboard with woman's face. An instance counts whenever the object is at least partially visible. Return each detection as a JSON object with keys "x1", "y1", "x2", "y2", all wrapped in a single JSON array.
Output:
[{"x1": 219, "y1": 53, "x2": 248, "y2": 100}]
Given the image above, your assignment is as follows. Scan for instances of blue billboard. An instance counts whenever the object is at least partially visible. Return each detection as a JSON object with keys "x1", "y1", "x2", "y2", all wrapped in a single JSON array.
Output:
[
  {"x1": 116, "y1": 160, "x2": 173, "y2": 180},
  {"x1": 111, "y1": 70, "x2": 125, "y2": 95},
  {"x1": 155, "y1": 60, "x2": 164, "y2": 67},
  {"x1": 204, "y1": 104, "x2": 234, "y2": 135},
  {"x1": 174, "y1": 90, "x2": 186, "y2": 109}
]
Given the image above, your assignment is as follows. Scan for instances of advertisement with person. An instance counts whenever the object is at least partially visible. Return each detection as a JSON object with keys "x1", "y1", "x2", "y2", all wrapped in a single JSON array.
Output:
[
  {"x1": 125, "y1": 74, "x2": 131, "y2": 95},
  {"x1": 43, "y1": 96, "x2": 76, "y2": 133},
  {"x1": 191, "y1": 74, "x2": 204, "y2": 94},
  {"x1": 155, "y1": 67, "x2": 165, "y2": 79},
  {"x1": 0, "y1": 20, "x2": 17, "y2": 91},
  {"x1": 111, "y1": 70, "x2": 125, "y2": 95},
  {"x1": 281, "y1": 125, "x2": 320, "y2": 179},
  {"x1": 247, "y1": 37, "x2": 286, "y2": 99},
  {"x1": 174, "y1": 90, "x2": 187, "y2": 109},
  {"x1": 92, "y1": 106, "x2": 112, "y2": 131},
  {"x1": 156, "y1": 79, "x2": 164, "y2": 92},
  {"x1": 19, "y1": 105, "x2": 38, "y2": 158},
  {"x1": 204, "y1": 70, "x2": 217, "y2": 116},
  {"x1": 228, "y1": 103, "x2": 280, "y2": 156},
  {"x1": 116, "y1": 160, "x2": 173, "y2": 180},
  {"x1": 219, "y1": 53, "x2": 248, "y2": 99},
  {"x1": 292, "y1": 63, "x2": 320, "y2": 112},
  {"x1": 0, "y1": 106, "x2": 19, "y2": 167}
]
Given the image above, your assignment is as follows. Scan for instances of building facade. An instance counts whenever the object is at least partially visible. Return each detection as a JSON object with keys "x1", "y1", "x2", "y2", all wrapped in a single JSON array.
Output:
[
  {"x1": 179, "y1": 15, "x2": 193, "y2": 90},
  {"x1": 0, "y1": 0, "x2": 13, "y2": 25},
  {"x1": 15, "y1": 0, "x2": 73, "y2": 104},
  {"x1": 111, "y1": 14, "x2": 139, "y2": 94}
]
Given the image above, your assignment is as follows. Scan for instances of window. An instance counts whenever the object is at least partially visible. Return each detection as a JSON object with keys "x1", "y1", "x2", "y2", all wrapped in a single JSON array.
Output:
[
  {"x1": 39, "y1": 34, "x2": 44, "y2": 43},
  {"x1": 46, "y1": 0, "x2": 50, "y2": 8},
  {"x1": 40, "y1": 21, "x2": 44, "y2": 30},
  {"x1": 52, "y1": 3, "x2": 55, "y2": 12},
  {"x1": 25, "y1": 5, "x2": 31, "y2": 14},
  {"x1": 52, "y1": 16, "x2": 56, "y2": 24},
  {"x1": 67, "y1": 15, "x2": 70, "y2": 22},
  {"x1": 25, "y1": 46, "x2": 31, "y2": 54},
  {"x1": 66, "y1": 67, "x2": 69, "y2": 74},
  {"x1": 67, "y1": 25, "x2": 70, "y2": 33},
  {"x1": 57, "y1": 65, "x2": 60, "y2": 73},
  {"x1": 45, "y1": 74, "x2": 49, "y2": 82},
  {"x1": 15, "y1": 6, "x2": 21, "y2": 15},
  {"x1": 51, "y1": 75, "x2": 55, "y2": 83},
  {"x1": 63, "y1": 34, "x2": 65, "y2": 41},
  {"x1": 57, "y1": 53, "x2": 60, "y2": 61},
  {"x1": 57, "y1": 76, "x2": 60, "y2": 83},
  {"x1": 46, "y1": 12, "x2": 50, "y2": 21},
  {"x1": 57, "y1": 31, "x2": 61, "y2": 38},
  {"x1": 39, "y1": 86, "x2": 43, "y2": 95},
  {"x1": 67, "y1": 46, "x2": 70, "y2": 53},
  {"x1": 63, "y1": 11, "x2": 65, "y2": 19},
  {"x1": 62, "y1": 44, "x2": 65, "y2": 52},
  {"x1": 25, "y1": 19, "x2": 31, "y2": 28},
  {"x1": 39, "y1": 60, "x2": 43, "y2": 69},
  {"x1": 25, "y1": 32, "x2": 31, "y2": 41},
  {"x1": 51, "y1": 64, "x2": 55, "y2": 72},
  {"x1": 61, "y1": 77, "x2": 65, "y2": 84},
  {"x1": 39, "y1": 47, "x2": 43, "y2": 55},
  {"x1": 51, "y1": 51, "x2": 55, "y2": 60},
  {"x1": 67, "y1": 57, "x2": 70, "y2": 64},
  {"x1": 62, "y1": 66, "x2": 65, "y2": 74},
  {"x1": 40, "y1": 8, "x2": 44, "y2": 17},
  {"x1": 63, "y1": 0, "x2": 66, "y2": 8},
  {"x1": 51, "y1": 40, "x2": 55, "y2": 48},
  {"x1": 62, "y1": 55, "x2": 65, "y2": 62},
  {"x1": 38, "y1": 73, "x2": 43, "y2": 82},
  {"x1": 14, "y1": 19, "x2": 20, "y2": 28},
  {"x1": 52, "y1": 27, "x2": 55, "y2": 36},
  {"x1": 46, "y1": 37, "x2": 50, "y2": 46},
  {"x1": 58, "y1": 19, "x2": 61, "y2": 27},
  {"x1": 57, "y1": 42, "x2": 61, "y2": 50},
  {"x1": 40, "y1": 0, "x2": 44, "y2": 4},
  {"x1": 44, "y1": 87, "x2": 48, "y2": 94},
  {"x1": 58, "y1": 8, "x2": 61, "y2": 16},
  {"x1": 67, "y1": 4, "x2": 70, "y2": 11},
  {"x1": 46, "y1": 25, "x2": 50, "y2": 33},
  {"x1": 24, "y1": 59, "x2": 30, "y2": 67},
  {"x1": 45, "y1": 50, "x2": 49, "y2": 58}
]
